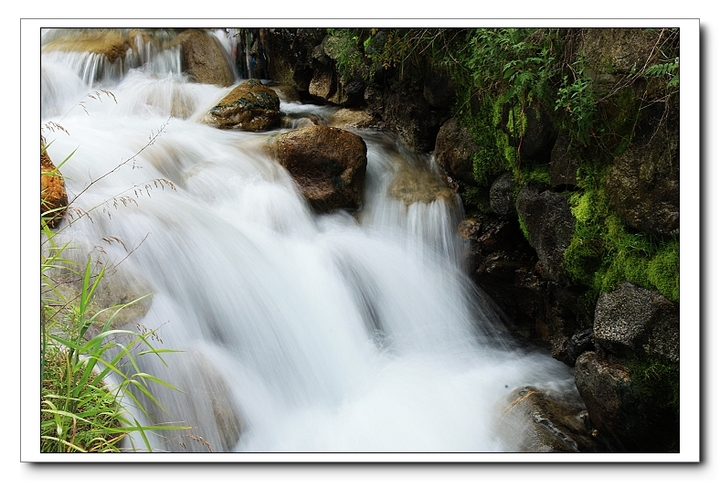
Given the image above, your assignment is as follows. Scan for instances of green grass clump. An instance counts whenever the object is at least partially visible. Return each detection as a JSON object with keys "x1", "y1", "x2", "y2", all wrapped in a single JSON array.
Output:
[{"x1": 41, "y1": 238, "x2": 189, "y2": 452}]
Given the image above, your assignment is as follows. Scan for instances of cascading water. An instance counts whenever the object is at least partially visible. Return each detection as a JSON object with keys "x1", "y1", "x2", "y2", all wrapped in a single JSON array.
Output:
[{"x1": 40, "y1": 29, "x2": 579, "y2": 454}]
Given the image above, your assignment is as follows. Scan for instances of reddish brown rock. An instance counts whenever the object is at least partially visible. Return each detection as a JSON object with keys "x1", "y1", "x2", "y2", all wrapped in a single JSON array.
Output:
[{"x1": 41, "y1": 140, "x2": 68, "y2": 229}]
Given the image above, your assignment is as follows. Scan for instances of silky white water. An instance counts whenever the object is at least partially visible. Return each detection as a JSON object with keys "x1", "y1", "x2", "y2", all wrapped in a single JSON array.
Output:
[{"x1": 40, "y1": 29, "x2": 577, "y2": 453}]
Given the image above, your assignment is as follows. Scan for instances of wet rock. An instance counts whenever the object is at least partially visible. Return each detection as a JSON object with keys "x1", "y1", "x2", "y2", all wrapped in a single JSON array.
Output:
[
  {"x1": 315, "y1": 34, "x2": 367, "y2": 107},
  {"x1": 141, "y1": 350, "x2": 244, "y2": 452},
  {"x1": 309, "y1": 65, "x2": 336, "y2": 101},
  {"x1": 383, "y1": 81, "x2": 437, "y2": 153},
  {"x1": 593, "y1": 281, "x2": 679, "y2": 363},
  {"x1": 202, "y1": 79, "x2": 281, "y2": 131},
  {"x1": 271, "y1": 125, "x2": 367, "y2": 213},
  {"x1": 172, "y1": 29, "x2": 235, "y2": 87},
  {"x1": 40, "y1": 138, "x2": 68, "y2": 229},
  {"x1": 574, "y1": 351, "x2": 633, "y2": 450},
  {"x1": 564, "y1": 328, "x2": 594, "y2": 364},
  {"x1": 497, "y1": 386, "x2": 601, "y2": 452},
  {"x1": 519, "y1": 105, "x2": 557, "y2": 163},
  {"x1": 191, "y1": 351, "x2": 243, "y2": 451},
  {"x1": 42, "y1": 29, "x2": 131, "y2": 63}
]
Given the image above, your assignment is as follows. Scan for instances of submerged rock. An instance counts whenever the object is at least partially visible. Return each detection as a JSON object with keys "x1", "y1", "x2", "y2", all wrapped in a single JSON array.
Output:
[
  {"x1": 387, "y1": 167, "x2": 456, "y2": 206},
  {"x1": 271, "y1": 125, "x2": 367, "y2": 213},
  {"x1": 496, "y1": 386, "x2": 601, "y2": 452},
  {"x1": 43, "y1": 251, "x2": 154, "y2": 330}
]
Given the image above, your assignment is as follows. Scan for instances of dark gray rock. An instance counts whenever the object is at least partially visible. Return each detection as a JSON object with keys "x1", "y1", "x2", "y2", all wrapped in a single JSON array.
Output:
[
  {"x1": 489, "y1": 172, "x2": 516, "y2": 218},
  {"x1": 574, "y1": 351, "x2": 634, "y2": 450},
  {"x1": 515, "y1": 185, "x2": 575, "y2": 283},
  {"x1": 593, "y1": 281, "x2": 679, "y2": 362}
]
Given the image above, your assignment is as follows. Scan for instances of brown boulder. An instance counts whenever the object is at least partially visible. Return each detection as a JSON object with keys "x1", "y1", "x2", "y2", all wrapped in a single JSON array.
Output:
[
  {"x1": 574, "y1": 350, "x2": 679, "y2": 452},
  {"x1": 434, "y1": 118, "x2": 480, "y2": 184},
  {"x1": 172, "y1": 29, "x2": 235, "y2": 87},
  {"x1": 202, "y1": 79, "x2": 281, "y2": 131},
  {"x1": 271, "y1": 125, "x2": 367, "y2": 213},
  {"x1": 41, "y1": 140, "x2": 68, "y2": 228}
]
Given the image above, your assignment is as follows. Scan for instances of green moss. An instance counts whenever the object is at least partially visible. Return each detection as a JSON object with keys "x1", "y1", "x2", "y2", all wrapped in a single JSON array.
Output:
[
  {"x1": 461, "y1": 95, "x2": 513, "y2": 187},
  {"x1": 563, "y1": 183, "x2": 679, "y2": 303},
  {"x1": 520, "y1": 165, "x2": 551, "y2": 187},
  {"x1": 647, "y1": 239, "x2": 680, "y2": 301}
]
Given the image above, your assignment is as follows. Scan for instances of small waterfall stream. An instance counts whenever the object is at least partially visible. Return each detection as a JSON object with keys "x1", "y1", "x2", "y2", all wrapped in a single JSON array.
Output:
[{"x1": 40, "y1": 29, "x2": 578, "y2": 453}]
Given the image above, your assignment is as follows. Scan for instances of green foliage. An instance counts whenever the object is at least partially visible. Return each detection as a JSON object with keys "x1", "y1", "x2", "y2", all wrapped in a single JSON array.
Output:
[
  {"x1": 519, "y1": 164, "x2": 552, "y2": 187},
  {"x1": 458, "y1": 184, "x2": 490, "y2": 214},
  {"x1": 462, "y1": 28, "x2": 558, "y2": 105},
  {"x1": 645, "y1": 60, "x2": 680, "y2": 88},
  {"x1": 554, "y1": 53, "x2": 596, "y2": 145}
]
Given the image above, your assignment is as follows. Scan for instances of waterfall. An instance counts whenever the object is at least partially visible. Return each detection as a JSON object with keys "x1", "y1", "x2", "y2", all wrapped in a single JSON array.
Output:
[{"x1": 40, "y1": 28, "x2": 577, "y2": 454}]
